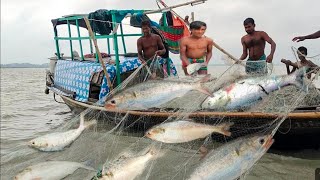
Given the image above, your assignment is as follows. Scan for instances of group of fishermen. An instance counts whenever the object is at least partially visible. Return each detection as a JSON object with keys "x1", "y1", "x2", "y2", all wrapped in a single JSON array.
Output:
[{"x1": 137, "y1": 17, "x2": 320, "y2": 78}]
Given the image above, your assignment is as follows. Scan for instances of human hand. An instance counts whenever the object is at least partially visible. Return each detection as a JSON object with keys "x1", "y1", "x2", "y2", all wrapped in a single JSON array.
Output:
[
  {"x1": 202, "y1": 61, "x2": 208, "y2": 67},
  {"x1": 281, "y1": 59, "x2": 288, "y2": 63},
  {"x1": 155, "y1": 50, "x2": 163, "y2": 56},
  {"x1": 140, "y1": 59, "x2": 147, "y2": 65},
  {"x1": 292, "y1": 36, "x2": 305, "y2": 42},
  {"x1": 266, "y1": 55, "x2": 273, "y2": 63}
]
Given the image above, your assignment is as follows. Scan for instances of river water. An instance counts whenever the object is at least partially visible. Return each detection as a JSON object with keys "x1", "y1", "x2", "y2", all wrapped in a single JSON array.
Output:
[{"x1": 1, "y1": 67, "x2": 319, "y2": 180}]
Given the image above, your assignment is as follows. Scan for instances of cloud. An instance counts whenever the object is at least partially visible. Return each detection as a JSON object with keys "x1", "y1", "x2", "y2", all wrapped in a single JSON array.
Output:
[{"x1": 1, "y1": 0, "x2": 320, "y2": 65}]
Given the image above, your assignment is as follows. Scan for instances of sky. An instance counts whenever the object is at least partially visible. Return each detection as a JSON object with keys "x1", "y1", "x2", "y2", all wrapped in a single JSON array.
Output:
[{"x1": 1, "y1": 0, "x2": 320, "y2": 65}]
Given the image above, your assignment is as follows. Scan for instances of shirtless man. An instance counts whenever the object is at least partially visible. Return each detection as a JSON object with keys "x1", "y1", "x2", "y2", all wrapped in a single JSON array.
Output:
[
  {"x1": 137, "y1": 20, "x2": 166, "y2": 64},
  {"x1": 281, "y1": 46, "x2": 319, "y2": 79},
  {"x1": 239, "y1": 18, "x2": 276, "y2": 75},
  {"x1": 292, "y1": 30, "x2": 320, "y2": 42},
  {"x1": 180, "y1": 21, "x2": 213, "y2": 75}
]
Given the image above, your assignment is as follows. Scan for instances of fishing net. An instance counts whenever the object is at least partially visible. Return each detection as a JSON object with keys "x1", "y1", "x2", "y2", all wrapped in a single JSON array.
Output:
[{"x1": 3, "y1": 22, "x2": 319, "y2": 180}]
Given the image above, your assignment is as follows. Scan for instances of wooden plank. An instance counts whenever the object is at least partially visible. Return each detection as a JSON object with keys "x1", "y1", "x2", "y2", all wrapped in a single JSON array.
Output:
[{"x1": 60, "y1": 96, "x2": 320, "y2": 119}]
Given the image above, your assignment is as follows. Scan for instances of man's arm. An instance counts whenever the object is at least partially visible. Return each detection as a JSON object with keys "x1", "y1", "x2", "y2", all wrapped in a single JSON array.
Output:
[
  {"x1": 137, "y1": 39, "x2": 146, "y2": 63},
  {"x1": 179, "y1": 38, "x2": 189, "y2": 66},
  {"x1": 307, "y1": 61, "x2": 320, "y2": 76},
  {"x1": 156, "y1": 36, "x2": 166, "y2": 56},
  {"x1": 205, "y1": 38, "x2": 214, "y2": 65},
  {"x1": 281, "y1": 59, "x2": 297, "y2": 74},
  {"x1": 281, "y1": 59, "x2": 299, "y2": 68},
  {"x1": 307, "y1": 60, "x2": 319, "y2": 68},
  {"x1": 286, "y1": 64, "x2": 297, "y2": 74},
  {"x1": 239, "y1": 37, "x2": 248, "y2": 60},
  {"x1": 293, "y1": 30, "x2": 320, "y2": 42},
  {"x1": 262, "y1": 32, "x2": 276, "y2": 63}
]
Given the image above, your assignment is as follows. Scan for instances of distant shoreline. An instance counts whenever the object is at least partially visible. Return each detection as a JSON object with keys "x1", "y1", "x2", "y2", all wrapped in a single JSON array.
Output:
[
  {"x1": 1, "y1": 67, "x2": 47, "y2": 68},
  {"x1": 0, "y1": 63, "x2": 283, "y2": 68},
  {"x1": 0, "y1": 63, "x2": 49, "y2": 68}
]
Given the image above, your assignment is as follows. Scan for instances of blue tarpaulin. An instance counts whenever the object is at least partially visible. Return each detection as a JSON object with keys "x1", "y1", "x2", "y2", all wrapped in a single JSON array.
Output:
[{"x1": 54, "y1": 58, "x2": 177, "y2": 103}]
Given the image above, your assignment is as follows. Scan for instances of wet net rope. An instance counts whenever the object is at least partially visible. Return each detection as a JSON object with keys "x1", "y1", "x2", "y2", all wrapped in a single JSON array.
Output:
[{"x1": 4, "y1": 20, "x2": 320, "y2": 180}]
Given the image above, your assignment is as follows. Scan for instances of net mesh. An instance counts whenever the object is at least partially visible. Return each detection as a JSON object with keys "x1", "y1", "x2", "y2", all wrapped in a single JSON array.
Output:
[{"x1": 3, "y1": 47, "x2": 319, "y2": 180}]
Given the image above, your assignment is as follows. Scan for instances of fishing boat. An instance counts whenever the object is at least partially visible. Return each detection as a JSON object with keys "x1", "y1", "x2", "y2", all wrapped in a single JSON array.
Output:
[{"x1": 45, "y1": 1, "x2": 320, "y2": 148}]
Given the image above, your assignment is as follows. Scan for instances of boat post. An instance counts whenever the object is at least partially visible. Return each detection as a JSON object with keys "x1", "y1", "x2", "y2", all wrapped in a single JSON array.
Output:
[
  {"x1": 111, "y1": 11, "x2": 122, "y2": 86},
  {"x1": 83, "y1": 17, "x2": 113, "y2": 90}
]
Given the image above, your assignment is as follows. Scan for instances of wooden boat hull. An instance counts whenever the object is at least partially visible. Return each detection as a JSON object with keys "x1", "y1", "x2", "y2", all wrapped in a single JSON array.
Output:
[
  {"x1": 60, "y1": 95, "x2": 320, "y2": 132},
  {"x1": 61, "y1": 95, "x2": 320, "y2": 149}
]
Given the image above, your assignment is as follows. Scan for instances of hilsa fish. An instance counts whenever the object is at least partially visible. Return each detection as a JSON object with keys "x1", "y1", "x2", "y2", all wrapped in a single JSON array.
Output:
[
  {"x1": 105, "y1": 75, "x2": 212, "y2": 110},
  {"x1": 201, "y1": 69, "x2": 305, "y2": 111},
  {"x1": 96, "y1": 148, "x2": 160, "y2": 180},
  {"x1": 145, "y1": 120, "x2": 233, "y2": 143},
  {"x1": 28, "y1": 113, "x2": 96, "y2": 151},
  {"x1": 188, "y1": 134, "x2": 274, "y2": 180},
  {"x1": 14, "y1": 160, "x2": 95, "y2": 180}
]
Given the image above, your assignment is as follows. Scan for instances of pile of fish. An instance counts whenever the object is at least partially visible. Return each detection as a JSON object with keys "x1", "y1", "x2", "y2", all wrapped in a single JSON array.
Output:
[
  {"x1": 16, "y1": 70, "x2": 304, "y2": 179},
  {"x1": 105, "y1": 69, "x2": 305, "y2": 111}
]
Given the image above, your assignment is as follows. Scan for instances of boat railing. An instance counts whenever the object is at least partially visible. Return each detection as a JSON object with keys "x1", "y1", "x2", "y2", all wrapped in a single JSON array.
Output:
[{"x1": 52, "y1": 10, "x2": 149, "y2": 85}]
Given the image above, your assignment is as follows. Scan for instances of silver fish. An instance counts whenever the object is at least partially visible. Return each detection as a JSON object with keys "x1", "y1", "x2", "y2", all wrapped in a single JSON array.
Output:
[
  {"x1": 188, "y1": 135, "x2": 274, "y2": 180},
  {"x1": 98, "y1": 148, "x2": 159, "y2": 180},
  {"x1": 14, "y1": 161, "x2": 95, "y2": 180},
  {"x1": 28, "y1": 113, "x2": 96, "y2": 151},
  {"x1": 201, "y1": 69, "x2": 305, "y2": 110},
  {"x1": 146, "y1": 120, "x2": 233, "y2": 143},
  {"x1": 105, "y1": 75, "x2": 212, "y2": 110}
]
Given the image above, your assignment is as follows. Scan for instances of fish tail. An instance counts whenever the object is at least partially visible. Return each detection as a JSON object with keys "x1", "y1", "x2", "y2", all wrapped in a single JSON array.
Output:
[
  {"x1": 84, "y1": 119, "x2": 97, "y2": 129},
  {"x1": 197, "y1": 74, "x2": 211, "y2": 83},
  {"x1": 215, "y1": 122, "x2": 234, "y2": 136},
  {"x1": 191, "y1": 74, "x2": 213, "y2": 96},
  {"x1": 79, "y1": 112, "x2": 85, "y2": 128},
  {"x1": 81, "y1": 159, "x2": 96, "y2": 171},
  {"x1": 197, "y1": 84, "x2": 213, "y2": 97},
  {"x1": 79, "y1": 112, "x2": 97, "y2": 129}
]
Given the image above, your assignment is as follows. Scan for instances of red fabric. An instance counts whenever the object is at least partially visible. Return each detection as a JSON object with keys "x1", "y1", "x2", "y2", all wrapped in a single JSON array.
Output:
[
  {"x1": 172, "y1": 16, "x2": 190, "y2": 37},
  {"x1": 160, "y1": 26, "x2": 184, "y2": 41}
]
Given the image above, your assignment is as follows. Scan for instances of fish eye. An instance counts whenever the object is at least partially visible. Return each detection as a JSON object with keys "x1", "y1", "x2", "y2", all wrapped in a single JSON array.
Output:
[
  {"x1": 111, "y1": 100, "x2": 116, "y2": 104},
  {"x1": 259, "y1": 139, "x2": 265, "y2": 145},
  {"x1": 32, "y1": 142, "x2": 35, "y2": 144}
]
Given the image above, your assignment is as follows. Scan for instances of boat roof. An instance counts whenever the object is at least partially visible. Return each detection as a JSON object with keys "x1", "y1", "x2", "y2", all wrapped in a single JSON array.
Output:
[{"x1": 51, "y1": 9, "x2": 148, "y2": 33}]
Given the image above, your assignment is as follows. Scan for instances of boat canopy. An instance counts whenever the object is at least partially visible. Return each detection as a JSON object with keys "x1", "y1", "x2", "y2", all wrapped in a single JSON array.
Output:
[
  {"x1": 51, "y1": 8, "x2": 189, "y2": 85},
  {"x1": 51, "y1": 9, "x2": 146, "y2": 35}
]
